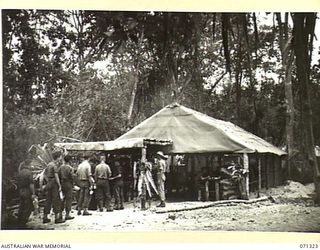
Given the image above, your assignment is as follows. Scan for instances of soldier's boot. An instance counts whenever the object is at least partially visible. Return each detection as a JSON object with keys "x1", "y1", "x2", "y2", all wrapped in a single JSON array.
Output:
[
  {"x1": 119, "y1": 199, "x2": 124, "y2": 210},
  {"x1": 147, "y1": 199, "x2": 152, "y2": 209},
  {"x1": 82, "y1": 209, "x2": 92, "y2": 216},
  {"x1": 106, "y1": 201, "x2": 113, "y2": 212},
  {"x1": 54, "y1": 213, "x2": 65, "y2": 224},
  {"x1": 98, "y1": 201, "x2": 104, "y2": 212},
  {"x1": 114, "y1": 201, "x2": 120, "y2": 210},
  {"x1": 141, "y1": 198, "x2": 146, "y2": 210},
  {"x1": 156, "y1": 201, "x2": 166, "y2": 208},
  {"x1": 43, "y1": 214, "x2": 51, "y2": 224},
  {"x1": 65, "y1": 211, "x2": 74, "y2": 220}
]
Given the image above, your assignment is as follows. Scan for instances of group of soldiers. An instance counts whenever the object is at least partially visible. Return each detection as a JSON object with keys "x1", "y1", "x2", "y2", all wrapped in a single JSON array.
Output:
[{"x1": 16, "y1": 150, "x2": 168, "y2": 228}]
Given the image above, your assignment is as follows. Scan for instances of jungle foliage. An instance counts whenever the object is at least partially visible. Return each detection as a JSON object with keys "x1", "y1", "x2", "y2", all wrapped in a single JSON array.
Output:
[{"x1": 2, "y1": 11, "x2": 320, "y2": 194}]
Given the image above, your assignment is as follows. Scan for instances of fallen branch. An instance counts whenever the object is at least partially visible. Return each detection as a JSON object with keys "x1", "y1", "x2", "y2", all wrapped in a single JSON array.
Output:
[{"x1": 155, "y1": 196, "x2": 272, "y2": 214}]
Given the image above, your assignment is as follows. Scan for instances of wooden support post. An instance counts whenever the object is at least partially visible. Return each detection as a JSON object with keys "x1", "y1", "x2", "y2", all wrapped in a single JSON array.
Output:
[
  {"x1": 275, "y1": 156, "x2": 280, "y2": 186},
  {"x1": 258, "y1": 155, "x2": 262, "y2": 198},
  {"x1": 265, "y1": 155, "x2": 269, "y2": 190},
  {"x1": 129, "y1": 155, "x2": 133, "y2": 201},
  {"x1": 273, "y1": 155, "x2": 276, "y2": 187},
  {"x1": 205, "y1": 180, "x2": 209, "y2": 201},
  {"x1": 218, "y1": 154, "x2": 222, "y2": 172},
  {"x1": 214, "y1": 178, "x2": 220, "y2": 201},
  {"x1": 140, "y1": 147, "x2": 147, "y2": 210},
  {"x1": 141, "y1": 147, "x2": 147, "y2": 161},
  {"x1": 217, "y1": 154, "x2": 222, "y2": 200},
  {"x1": 243, "y1": 153, "x2": 249, "y2": 199},
  {"x1": 191, "y1": 155, "x2": 196, "y2": 199},
  {"x1": 133, "y1": 160, "x2": 138, "y2": 209}
]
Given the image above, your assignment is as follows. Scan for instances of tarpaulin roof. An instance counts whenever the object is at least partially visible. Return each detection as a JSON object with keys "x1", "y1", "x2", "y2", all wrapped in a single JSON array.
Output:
[
  {"x1": 117, "y1": 103, "x2": 286, "y2": 156},
  {"x1": 54, "y1": 138, "x2": 172, "y2": 151}
]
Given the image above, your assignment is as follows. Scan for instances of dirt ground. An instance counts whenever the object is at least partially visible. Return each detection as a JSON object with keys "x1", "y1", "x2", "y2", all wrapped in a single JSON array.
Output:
[{"x1": 23, "y1": 181, "x2": 320, "y2": 232}]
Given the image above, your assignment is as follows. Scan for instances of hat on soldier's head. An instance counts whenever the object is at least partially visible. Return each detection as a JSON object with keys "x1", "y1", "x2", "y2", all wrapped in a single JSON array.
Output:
[{"x1": 156, "y1": 151, "x2": 168, "y2": 160}]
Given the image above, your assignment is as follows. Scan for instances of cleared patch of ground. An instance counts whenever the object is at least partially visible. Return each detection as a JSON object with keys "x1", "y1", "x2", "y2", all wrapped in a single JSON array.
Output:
[{"x1": 23, "y1": 181, "x2": 320, "y2": 232}]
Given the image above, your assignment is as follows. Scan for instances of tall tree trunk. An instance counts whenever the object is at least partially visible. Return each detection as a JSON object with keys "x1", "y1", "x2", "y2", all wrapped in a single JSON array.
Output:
[
  {"x1": 235, "y1": 22, "x2": 243, "y2": 122},
  {"x1": 284, "y1": 56, "x2": 295, "y2": 179},
  {"x1": 241, "y1": 14, "x2": 258, "y2": 134},
  {"x1": 252, "y1": 13, "x2": 260, "y2": 58},
  {"x1": 127, "y1": 65, "x2": 139, "y2": 124},
  {"x1": 293, "y1": 13, "x2": 320, "y2": 204},
  {"x1": 221, "y1": 13, "x2": 231, "y2": 73},
  {"x1": 163, "y1": 12, "x2": 178, "y2": 102},
  {"x1": 275, "y1": 13, "x2": 295, "y2": 180},
  {"x1": 193, "y1": 13, "x2": 202, "y2": 110},
  {"x1": 127, "y1": 31, "x2": 144, "y2": 126}
]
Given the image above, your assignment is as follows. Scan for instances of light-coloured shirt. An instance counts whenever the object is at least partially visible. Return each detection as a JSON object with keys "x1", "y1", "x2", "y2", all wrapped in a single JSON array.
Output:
[
  {"x1": 76, "y1": 160, "x2": 92, "y2": 181},
  {"x1": 157, "y1": 159, "x2": 166, "y2": 173},
  {"x1": 94, "y1": 163, "x2": 111, "y2": 179},
  {"x1": 157, "y1": 159, "x2": 167, "y2": 181}
]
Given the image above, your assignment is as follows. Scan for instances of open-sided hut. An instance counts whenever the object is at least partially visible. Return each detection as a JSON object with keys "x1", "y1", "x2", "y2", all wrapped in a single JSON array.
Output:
[{"x1": 117, "y1": 103, "x2": 287, "y2": 200}]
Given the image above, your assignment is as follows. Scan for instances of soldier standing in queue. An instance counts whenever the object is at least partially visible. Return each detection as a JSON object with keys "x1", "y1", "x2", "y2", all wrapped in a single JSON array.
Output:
[
  {"x1": 155, "y1": 151, "x2": 168, "y2": 208},
  {"x1": 43, "y1": 151, "x2": 65, "y2": 224},
  {"x1": 17, "y1": 157, "x2": 37, "y2": 228},
  {"x1": 109, "y1": 161, "x2": 124, "y2": 210},
  {"x1": 94, "y1": 155, "x2": 113, "y2": 212},
  {"x1": 59, "y1": 155, "x2": 75, "y2": 220},
  {"x1": 76, "y1": 154, "x2": 96, "y2": 216}
]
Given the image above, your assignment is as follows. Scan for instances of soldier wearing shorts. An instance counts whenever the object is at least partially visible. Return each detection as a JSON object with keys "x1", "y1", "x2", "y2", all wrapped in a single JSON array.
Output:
[{"x1": 94, "y1": 155, "x2": 113, "y2": 212}]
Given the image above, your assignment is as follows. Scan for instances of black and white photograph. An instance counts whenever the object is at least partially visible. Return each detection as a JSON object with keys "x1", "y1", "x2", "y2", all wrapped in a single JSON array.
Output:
[{"x1": 2, "y1": 9, "x2": 320, "y2": 233}]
